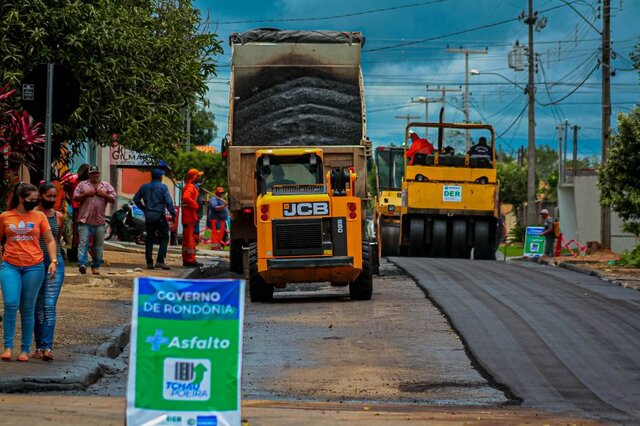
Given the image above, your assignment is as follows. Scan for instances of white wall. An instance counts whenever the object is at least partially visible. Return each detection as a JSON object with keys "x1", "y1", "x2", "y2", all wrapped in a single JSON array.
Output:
[
  {"x1": 557, "y1": 175, "x2": 639, "y2": 253},
  {"x1": 573, "y1": 176, "x2": 601, "y2": 244},
  {"x1": 557, "y1": 185, "x2": 577, "y2": 242}
]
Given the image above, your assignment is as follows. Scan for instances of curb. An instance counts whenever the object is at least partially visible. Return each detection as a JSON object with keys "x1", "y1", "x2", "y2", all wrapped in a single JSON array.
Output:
[
  {"x1": 522, "y1": 256, "x2": 632, "y2": 290},
  {"x1": 0, "y1": 325, "x2": 131, "y2": 393},
  {"x1": 96, "y1": 325, "x2": 131, "y2": 359}
]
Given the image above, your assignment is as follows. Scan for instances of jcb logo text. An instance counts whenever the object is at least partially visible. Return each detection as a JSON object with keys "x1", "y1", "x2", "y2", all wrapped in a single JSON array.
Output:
[{"x1": 283, "y1": 202, "x2": 330, "y2": 217}]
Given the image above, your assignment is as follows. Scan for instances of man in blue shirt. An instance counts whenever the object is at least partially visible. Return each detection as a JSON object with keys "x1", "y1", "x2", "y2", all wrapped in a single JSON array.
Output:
[
  {"x1": 133, "y1": 169, "x2": 176, "y2": 269},
  {"x1": 469, "y1": 136, "x2": 491, "y2": 157}
]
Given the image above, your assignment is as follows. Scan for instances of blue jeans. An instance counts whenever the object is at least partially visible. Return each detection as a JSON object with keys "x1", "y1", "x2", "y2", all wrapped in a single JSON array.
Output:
[
  {"x1": 0, "y1": 261, "x2": 45, "y2": 352},
  {"x1": 78, "y1": 223, "x2": 105, "y2": 268},
  {"x1": 34, "y1": 255, "x2": 65, "y2": 350}
]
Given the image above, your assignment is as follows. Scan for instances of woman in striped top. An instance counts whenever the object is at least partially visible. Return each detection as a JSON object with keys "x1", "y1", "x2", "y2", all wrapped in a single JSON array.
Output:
[{"x1": 32, "y1": 182, "x2": 66, "y2": 362}]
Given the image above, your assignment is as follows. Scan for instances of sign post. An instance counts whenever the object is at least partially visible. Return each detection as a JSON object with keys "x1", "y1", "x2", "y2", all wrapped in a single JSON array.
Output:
[
  {"x1": 523, "y1": 226, "x2": 546, "y2": 257},
  {"x1": 21, "y1": 63, "x2": 80, "y2": 180},
  {"x1": 44, "y1": 64, "x2": 54, "y2": 181},
  {"x1": 127, "y1": 277, "x2": 245, "y2": 426}
]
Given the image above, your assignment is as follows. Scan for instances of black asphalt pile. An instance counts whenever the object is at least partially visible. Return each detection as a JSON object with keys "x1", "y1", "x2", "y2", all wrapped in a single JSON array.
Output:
[{"x1": 234, "y1": 72, "x2": 362, "y2": 146}]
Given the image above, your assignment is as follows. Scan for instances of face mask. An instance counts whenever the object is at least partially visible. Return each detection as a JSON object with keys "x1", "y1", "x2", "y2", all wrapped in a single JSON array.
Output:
[
  {"x1": 41, "y1": 199, "x2": 55, "y2": 209},
  {"x1": 23, "y1": 200, "x2": 39, "y2": 211}
]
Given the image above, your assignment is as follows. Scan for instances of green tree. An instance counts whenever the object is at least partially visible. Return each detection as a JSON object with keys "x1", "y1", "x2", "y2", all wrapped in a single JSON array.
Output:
[
  {"x1": 190, "y1": 108, "x2": 217, "y2": 146},
  {"x1": 535, "y1": 145, "x2": 558, "y2": 181},
  {"x1": 497, "y1": 160, "x2": 529, "y2": 206},
  {"x1": 170, "y1": 151, "x2": 226, "y2": 195},
  {"x1": 367, "y1": 162, "x2": 378, "y2": 198},
  {"x1": 0, "y1": 0, "x2": 222, "y2": 160},
  {"x1": 598, "y1": 106, "x2": 640, "y2": 236}
]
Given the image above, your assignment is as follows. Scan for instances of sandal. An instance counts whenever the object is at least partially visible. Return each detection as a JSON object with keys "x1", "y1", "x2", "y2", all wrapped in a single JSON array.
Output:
[
  {"x1": 1, "y1": 349, "x2": 11, "y2": 361},
  {"x1": 42, "y1": 349, "x2": 54, "y2": 362},
  {"x1": 17, "y1": 352, "x2": 29, "y2": 362},
  {"x1": 31, "y1": 349, "x2": 44, "y2": 360}
]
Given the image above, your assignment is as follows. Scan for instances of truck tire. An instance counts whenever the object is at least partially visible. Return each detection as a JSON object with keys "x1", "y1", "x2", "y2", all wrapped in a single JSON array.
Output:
[
  {"x1": 380, "y1": 223, "x2": 400, "y2": 257},
  {"x1": 430, "y1": 219, "x2": 448, "y2": 258},
  {"x1": 248, "y1": 243, "x2": 273, "y2": 302},
  {"x1": 229, "y1": 239, "x2": 244, "y2": 275},
  {"x1": 349, "y1": 242, "x2": 373, "y2": 300},
  {"x1": 450, "y1": 219, "x2": 468, "y2": 258},
  {"x1": 409, "y1": 218, "x2": 425, "y2": 257},
  {"x1": 474, "y1": 220, "x2": 496, "y2": 260}
]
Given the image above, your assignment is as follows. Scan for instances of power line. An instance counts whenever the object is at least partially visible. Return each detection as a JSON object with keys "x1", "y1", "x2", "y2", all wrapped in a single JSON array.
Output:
[
  {"x1": 364, "y1": 0, "x2": 585, "y2": 53},
  {"x1": 214, "y1": 0, "x2": 446, "y2": 25},
  {"x1": 368, "y1": 103, "x2": 413, "y2": 113},
  {"x1": 496, "y1": 103, "x2": 528, "y2": 139},
  {"x1": 537, "y1": 64, "x2": 599, "y2": 106},
  {"x1": 365, "y1": 17, "x2": 518, "y2": 53}
]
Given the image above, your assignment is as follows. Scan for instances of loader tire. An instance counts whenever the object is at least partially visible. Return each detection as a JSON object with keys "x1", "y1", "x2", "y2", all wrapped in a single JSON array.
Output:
[
  {"x1": 248, "y1": 243, "x2": 273, "y2": 302},
  {"x1": 229, "y1": 239, "x2": 244, "y2": 275},
  {"x1": 350, "y1": 242, "x2": 373, "y2": 300}
]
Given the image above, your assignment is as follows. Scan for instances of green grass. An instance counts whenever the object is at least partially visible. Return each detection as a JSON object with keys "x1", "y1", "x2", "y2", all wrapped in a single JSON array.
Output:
[{"x1": 498, "y1": 244, "x2": 524, "y2": 257}]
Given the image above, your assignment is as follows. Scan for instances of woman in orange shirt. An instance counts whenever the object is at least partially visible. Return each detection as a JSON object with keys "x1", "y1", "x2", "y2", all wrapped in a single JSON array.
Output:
[{"x1": 0, "y1": 183, "x2": 57, "y2": 362}]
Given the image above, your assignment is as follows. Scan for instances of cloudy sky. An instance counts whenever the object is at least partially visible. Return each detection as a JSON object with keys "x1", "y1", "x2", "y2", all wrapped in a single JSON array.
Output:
[{"x1": 195, "y1": 0, "x2": 639, "y2": 157}]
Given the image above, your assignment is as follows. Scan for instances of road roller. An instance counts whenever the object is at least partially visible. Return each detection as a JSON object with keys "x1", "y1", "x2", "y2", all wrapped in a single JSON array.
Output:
[
  {"x1": 398, "y1": 122, "x2": 499, "y2": 260},
  {"x1": 374, "y1": 146, "x2": 404, "y2": 256}
]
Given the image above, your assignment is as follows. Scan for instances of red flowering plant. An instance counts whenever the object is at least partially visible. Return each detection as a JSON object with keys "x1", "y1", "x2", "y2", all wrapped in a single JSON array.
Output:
[{"x1": 0, "y1": 83, "x2": 45, "y2": 210}]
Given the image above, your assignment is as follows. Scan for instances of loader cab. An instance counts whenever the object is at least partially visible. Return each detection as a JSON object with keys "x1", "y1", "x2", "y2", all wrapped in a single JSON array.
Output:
[
  {"x1": 255, "y1": 150, "x2": 325, "y2": 196},
  {"x1": 374, "y1": 146, "x2": 404, "y2": 257},
  {"x1": 375, "y1": 146, "x2": 405, "y2": 191}
]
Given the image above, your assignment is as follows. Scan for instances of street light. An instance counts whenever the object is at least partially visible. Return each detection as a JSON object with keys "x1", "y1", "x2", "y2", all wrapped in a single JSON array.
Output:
[{"x1": 469, "y1": 69, "x2": 526, "y2": 93}]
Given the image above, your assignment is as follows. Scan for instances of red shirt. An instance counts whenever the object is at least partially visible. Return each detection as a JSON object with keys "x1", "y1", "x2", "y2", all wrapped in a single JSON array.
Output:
[
  {"x1": 0, "y1": 210, "x2": 51, "y2": 266},
  {"x1": 406, "y1": 134, "x2": 434, "y2": 165}
]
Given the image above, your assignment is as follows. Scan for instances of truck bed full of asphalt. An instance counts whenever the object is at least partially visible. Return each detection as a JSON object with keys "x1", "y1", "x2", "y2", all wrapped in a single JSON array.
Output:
[
  {"x1": 233, "y1": 73, "x2": 362, "y2": 146},
  {"x1": 390, "y1": 257, "x2": 640, "y2": 423}
]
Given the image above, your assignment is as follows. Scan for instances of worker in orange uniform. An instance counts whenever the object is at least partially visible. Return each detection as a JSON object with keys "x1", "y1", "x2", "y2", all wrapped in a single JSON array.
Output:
[
  {"x1": 406, "y1": 131, "x2": 434, "y2": 165},
  {"x1": 181, "y1": 168, "x2": 203, "y2": 267}
]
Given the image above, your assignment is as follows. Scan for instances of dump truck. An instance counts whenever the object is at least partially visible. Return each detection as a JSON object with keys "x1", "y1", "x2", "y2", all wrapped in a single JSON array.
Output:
[
  {"x1": 398, "y1": 122, "x2": 499, "y2": 259},
  {"x1": 374, "y1": 146, "x2": 404, "y2": 256},
  {"x1": 222, "y1": 28, "x2": 375, "y2": 301}
]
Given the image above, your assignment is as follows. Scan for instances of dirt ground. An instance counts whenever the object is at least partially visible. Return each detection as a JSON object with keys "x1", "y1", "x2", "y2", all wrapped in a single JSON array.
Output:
[
  {"x1": 0, "y1": 395, "x2": 598, "y2": 425},
  {"x1": 550, "y1": 250, "x2": 640, "y2": 290},
  {"x1": 1, "y1": 248, "x2": 185, "y2": 354}
]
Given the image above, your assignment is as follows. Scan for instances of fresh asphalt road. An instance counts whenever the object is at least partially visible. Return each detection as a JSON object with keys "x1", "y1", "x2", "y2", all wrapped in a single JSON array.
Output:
[
  {"x1": 242, "y1": 260, "x2": 507, "y2": 406},
  {"x1": 390, "y1": 257, "x2": 640, "y2": 423}
]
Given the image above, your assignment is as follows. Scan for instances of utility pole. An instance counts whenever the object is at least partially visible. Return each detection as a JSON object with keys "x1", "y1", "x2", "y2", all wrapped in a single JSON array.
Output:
[
  {"x1": 411, "y1": 96, "x2": 440, "y2": 138},
  {"x1": 395, "y1": 114, "x2": 421, "y2": 127},
  {"x1": 185, "y1": 108, "x2": 191, "y2": 153},
  {"x1": 573, "y1": 125, "x2": 579, "y2": 177},
  {"x1": 601, "y1": 0, "x2": 611, "y2": 248},
  {"x1": 524, "y1": 0, "x2": 537, "y2": 227},
  {"x1": 426, "y1": 86, "x2": 461, "y2": 123},
  {"x1": 447, "y1": 47, "x2": 488, "y2": 146},
  {"x1": 557, "y1": 122, "x2": 564, "y2": 185}
]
